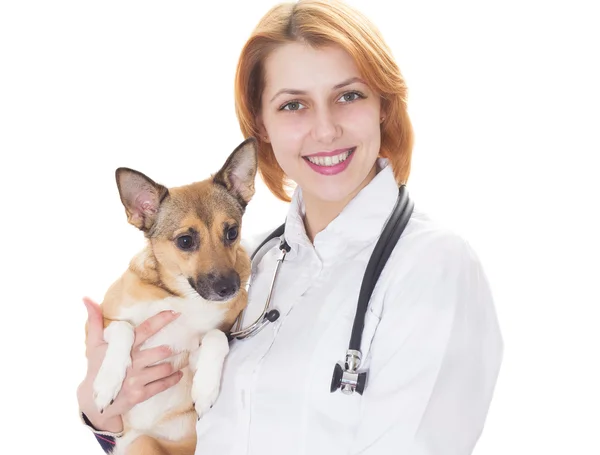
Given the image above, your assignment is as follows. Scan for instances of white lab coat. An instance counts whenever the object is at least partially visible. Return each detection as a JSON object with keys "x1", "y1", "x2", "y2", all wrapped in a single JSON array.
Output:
[{"x1": 194, "y1": 159, "x2": 504, "y2": 455}]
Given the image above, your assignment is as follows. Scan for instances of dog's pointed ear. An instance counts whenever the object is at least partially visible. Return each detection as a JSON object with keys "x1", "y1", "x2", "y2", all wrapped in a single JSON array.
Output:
[
  {"x1": 115, "y1": 167, "x2": 169, "y2": 231},
  {"x1": 213, "y1": 137, "x2": 258, "y2": 208}
]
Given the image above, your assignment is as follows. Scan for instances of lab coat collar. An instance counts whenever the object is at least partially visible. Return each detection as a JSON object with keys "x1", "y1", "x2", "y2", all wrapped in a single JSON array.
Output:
[{"x1": 283, "y1": 158, "x2": 401, "y2": 262}]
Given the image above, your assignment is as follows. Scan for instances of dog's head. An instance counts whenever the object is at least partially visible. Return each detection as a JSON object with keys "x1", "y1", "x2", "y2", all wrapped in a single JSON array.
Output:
[{"x1": 115, "y1": 137, "x2": 258, "y2": 302}]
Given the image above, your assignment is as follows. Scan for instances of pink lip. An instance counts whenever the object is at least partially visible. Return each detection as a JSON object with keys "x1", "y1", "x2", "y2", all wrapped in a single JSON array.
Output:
[
  {"x1": 302, "y1": 147, "x2": 356, "y2": 176},
  {"x1": 303, "y1": 147, "x2": 354, "y2": 158}
]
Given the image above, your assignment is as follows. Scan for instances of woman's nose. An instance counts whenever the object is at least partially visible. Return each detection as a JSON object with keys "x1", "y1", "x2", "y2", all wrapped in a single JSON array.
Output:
[{"x1": 311, "y1": 107, "x2": 342, "y2": 144}]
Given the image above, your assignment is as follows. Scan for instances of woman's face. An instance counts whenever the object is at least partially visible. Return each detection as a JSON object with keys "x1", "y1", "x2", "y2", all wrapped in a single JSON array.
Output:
[{"x1": 260, "y1": 42, "x2": 383, "y2": 205}]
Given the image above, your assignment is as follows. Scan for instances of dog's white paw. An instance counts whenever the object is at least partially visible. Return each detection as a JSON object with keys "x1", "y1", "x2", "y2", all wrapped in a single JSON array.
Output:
[
  {"x1": 93, "y1": 356, "x2": 131, "y2": 413},
  {"x1": 192, "y1": 375, "x2": 221, "y2": 419},
  {"x1": 191, "y1": 329, "x2": 229, "y2": 419},
  {"x1": 92, "y1": 321, "x2": 135, "y2": 413}
]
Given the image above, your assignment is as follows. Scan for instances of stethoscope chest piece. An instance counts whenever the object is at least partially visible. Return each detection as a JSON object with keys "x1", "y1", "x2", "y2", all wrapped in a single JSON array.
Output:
[{"x1": 330, "y1": 349, "x2": 367, "y2": 395}]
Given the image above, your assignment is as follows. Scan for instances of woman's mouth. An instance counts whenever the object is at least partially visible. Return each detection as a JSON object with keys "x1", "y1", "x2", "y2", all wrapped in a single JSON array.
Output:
[{"x1": 302, "y1": 147, "x2": 356, "y2": 176}]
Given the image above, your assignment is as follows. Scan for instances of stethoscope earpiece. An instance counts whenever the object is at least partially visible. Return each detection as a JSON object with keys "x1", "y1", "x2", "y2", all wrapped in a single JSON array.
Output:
[{"x1": 266, "y1": 309, "x2": 280, "y2": 322}]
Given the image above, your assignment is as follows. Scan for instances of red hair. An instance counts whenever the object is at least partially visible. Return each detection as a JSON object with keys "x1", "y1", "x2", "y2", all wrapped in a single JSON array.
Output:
[{"x1": 234, "y1": 0, "x2": 414, "y2": 202}]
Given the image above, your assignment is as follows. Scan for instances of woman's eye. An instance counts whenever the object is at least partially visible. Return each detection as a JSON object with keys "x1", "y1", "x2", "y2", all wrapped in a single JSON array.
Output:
[
  {"x1": 177, "y1": 235, "x2": 195, "y2": 250},
  {"x1": 226, "y1": 226, "x2": 239, "y2": 242},
  {"x1": 338, "y1": 91, "x2": 362, "y2": 103},
  {"x1": 281, "y1": 101, "x2": 305, "y2": 111}
]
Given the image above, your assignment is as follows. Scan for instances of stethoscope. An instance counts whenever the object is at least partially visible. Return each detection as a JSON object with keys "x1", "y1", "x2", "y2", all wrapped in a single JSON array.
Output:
[
  {"x1": 228, "y1": 231, "x2": 289, "y2": 340},
  {"x1": 228, "y1": 185, "x2": 414, "y2": 395}
]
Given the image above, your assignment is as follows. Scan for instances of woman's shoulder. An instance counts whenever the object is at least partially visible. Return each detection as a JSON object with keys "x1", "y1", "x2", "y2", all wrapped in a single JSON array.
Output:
[
  {"x1": 401, "y1": 203, "x2": 483, "y2": 266},
  {"x1": 377, "y1": 202, "x2": 496, "y2": 320},
  {"x1": 384, "y1": 202, "x2": 491, "y2": 295}
]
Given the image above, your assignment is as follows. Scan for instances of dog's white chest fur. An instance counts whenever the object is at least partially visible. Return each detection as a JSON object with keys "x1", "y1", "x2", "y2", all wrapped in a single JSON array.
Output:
[
  {"x1": 93, "y1": 293, "x2": 231, "y2": 454},
  {"x1": 120, "y1": 293, "x2": 228, "y2": 351}
]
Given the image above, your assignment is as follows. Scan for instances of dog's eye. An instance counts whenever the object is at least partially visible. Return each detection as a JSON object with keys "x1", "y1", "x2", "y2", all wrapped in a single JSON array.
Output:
[
  {"x1": 177, "y1": 235, "x2": 195, "y2": 250},
  {"x1": 226, "y1": 226, "x2": 238, "y2": 242}
]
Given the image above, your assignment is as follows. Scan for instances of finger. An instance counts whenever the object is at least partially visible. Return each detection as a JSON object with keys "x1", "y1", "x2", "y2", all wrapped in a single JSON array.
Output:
[
  {"x1": 98, "y1": 365, "x2": 181, "y2": 416},
  {"x1": 132, "y1": 310, "x2": 180, "y2": 349},
  {"x1": 116, "y1": 363, "x2": 174, "y2": 407},
  {"x1": 83, "y1": 296, "x2": 105, "y2": 348},
  {"x1": 143, "y1": 370, "x2": 184, "y2": 401},
  {"x1": 132, "y1": 345, "x2": 174, "y2": 369},
  {"x1": 139, "y1": 362, "x2": 178, "y2": 386},
  {"x1": 120, "y1": 369, "x2": 184, "y2": 409}
]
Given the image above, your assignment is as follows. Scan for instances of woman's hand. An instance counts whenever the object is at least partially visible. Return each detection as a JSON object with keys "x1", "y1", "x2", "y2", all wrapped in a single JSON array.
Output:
[{"x1": 77, "y1": 297, "x2": 184, "y2": 432}]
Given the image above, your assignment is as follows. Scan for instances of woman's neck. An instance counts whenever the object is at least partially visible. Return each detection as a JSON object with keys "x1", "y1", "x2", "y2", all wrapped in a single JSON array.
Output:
[{"x1": 302, "y1": 164, "x2": 377, "y2": 243}]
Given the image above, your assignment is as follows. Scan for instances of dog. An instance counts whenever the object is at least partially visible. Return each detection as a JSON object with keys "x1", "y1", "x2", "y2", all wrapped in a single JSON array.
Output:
[{"x1": 87, "y1": 137, "x2": 258, "y2": 455}]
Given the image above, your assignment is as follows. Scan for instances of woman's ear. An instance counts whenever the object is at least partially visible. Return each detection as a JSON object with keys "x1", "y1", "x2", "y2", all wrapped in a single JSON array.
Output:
[
  {"x1": 257, "y1": 114, "x2": 270, "y2": 143},
  {"x1": 379, "y1": 97, "x2": 388, "y2": 124}
]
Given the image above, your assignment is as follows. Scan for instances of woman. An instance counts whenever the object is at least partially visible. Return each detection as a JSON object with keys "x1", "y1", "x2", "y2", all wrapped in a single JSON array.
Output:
[{"x1": 78, "y1": 0, "x2": 504, "y2": 453}]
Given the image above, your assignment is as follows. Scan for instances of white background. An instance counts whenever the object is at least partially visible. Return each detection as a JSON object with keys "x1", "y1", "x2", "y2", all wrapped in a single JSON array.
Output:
[{"x1": 1, "y1": 0, "x2": 598, "y2": 453}]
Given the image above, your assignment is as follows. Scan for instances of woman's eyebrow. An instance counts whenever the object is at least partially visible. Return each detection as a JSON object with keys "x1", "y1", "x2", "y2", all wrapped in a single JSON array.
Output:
[
  {"x1": 270, "y1": 88, "x2": 306, "y2": 102},
  {"x1": 269, "y1": 76, "x2": 366, "y2": 102},
  {"x1": 332, "y1": 76, "x2": 366, "y2": 90}
]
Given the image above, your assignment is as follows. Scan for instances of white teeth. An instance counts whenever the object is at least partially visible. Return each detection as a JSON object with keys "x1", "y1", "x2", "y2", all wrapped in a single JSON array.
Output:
[{"x1": 307, "y1": 150, "x2": 351, "y2": 166}]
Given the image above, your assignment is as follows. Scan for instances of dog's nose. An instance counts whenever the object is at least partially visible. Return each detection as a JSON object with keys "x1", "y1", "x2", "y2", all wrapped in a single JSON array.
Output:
[{"x1": 212, "y1": 272, "x2": 240, "y2": 299}]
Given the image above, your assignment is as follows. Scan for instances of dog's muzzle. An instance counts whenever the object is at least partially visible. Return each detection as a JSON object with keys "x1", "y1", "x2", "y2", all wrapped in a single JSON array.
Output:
[{"x1": 189, "y1": 271, "x2": 240, "y2": 302}]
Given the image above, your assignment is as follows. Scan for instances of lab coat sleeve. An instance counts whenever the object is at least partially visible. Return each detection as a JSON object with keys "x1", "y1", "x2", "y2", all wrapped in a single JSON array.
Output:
[{"x1": 352, "y1": 235, "x2": 504, "y2": 455}]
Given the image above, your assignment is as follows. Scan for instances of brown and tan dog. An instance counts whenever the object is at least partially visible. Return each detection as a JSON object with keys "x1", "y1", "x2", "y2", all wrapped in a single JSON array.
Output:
[{"x1": 87, "y1": 137, "x2": 258, "y2": 455}]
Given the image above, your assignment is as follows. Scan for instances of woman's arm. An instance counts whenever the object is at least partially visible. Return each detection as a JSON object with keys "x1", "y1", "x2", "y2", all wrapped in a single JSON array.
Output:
[{"x1": 352, "y1": 237, "x2": 504, "y2": 454}]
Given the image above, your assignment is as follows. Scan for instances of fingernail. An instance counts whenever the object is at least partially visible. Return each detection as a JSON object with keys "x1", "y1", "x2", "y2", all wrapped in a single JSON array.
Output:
[{"x1": 170, "y1": 311, "x2": 181, "y2": 317}]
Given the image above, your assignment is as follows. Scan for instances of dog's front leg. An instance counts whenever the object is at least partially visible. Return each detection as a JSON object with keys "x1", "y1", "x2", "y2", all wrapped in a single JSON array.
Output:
[
  {"x1": 92, "y1": 320, "x2": 135, "y2": 413},
  {"x1": 190, "y1": 329, "x2": 229, "y2": 419}
]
